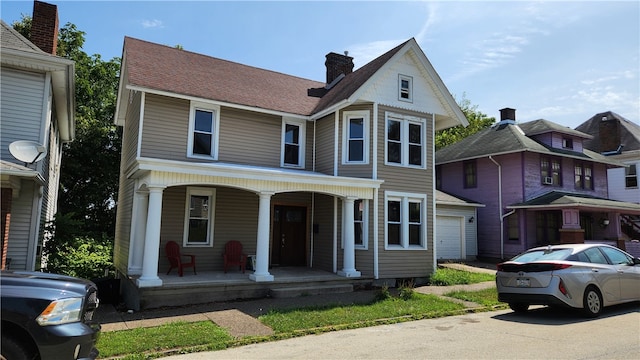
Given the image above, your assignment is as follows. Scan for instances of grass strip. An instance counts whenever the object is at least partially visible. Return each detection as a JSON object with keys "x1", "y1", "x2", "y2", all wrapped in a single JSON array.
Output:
[{"x1": 429, "y1": 267, "x2": 495, "y2": 285}]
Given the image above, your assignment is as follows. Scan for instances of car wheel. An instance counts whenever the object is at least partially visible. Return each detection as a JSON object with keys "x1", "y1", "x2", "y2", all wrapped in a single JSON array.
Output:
[
  {"x1": 583, "y1": 286, "x2": 603, "y2": 318},
  {"x1": 1, "y1": 334, "x2": 37, "y2": 360},
  {"x1": 509, "y1": 302, "x2": 529, "y2": 313}
]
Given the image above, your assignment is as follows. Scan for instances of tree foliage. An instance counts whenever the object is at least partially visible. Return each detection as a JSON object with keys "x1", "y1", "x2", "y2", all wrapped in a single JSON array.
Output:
[{"x1": 435, "y1": 95, "x2": 496, "y2": 150}]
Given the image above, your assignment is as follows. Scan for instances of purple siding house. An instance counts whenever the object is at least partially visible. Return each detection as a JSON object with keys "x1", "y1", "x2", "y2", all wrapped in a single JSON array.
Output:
[{"x1": 436, "y1": 108, "x2": 640, "y2": 260}]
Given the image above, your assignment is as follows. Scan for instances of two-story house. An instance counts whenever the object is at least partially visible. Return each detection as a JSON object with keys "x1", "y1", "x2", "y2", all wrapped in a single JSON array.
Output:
[
  {"x1": 0, "y1": 1, "x2": 75, "y2": 271},
  {"x1": 576, "y1": 111, "x2": 640, "y2": 249},
  {"x1": 113, "y1": 37, "x2": 467, "y2": 309},
  {"x1": 436, "y1": 108, "x2": 640, "y2": 261}
]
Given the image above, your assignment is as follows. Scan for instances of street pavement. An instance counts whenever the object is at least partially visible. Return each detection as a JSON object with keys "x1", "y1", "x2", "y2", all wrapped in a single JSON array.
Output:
[{"x1": 165, "y1": 303, "x2": 640, "y2": 360}]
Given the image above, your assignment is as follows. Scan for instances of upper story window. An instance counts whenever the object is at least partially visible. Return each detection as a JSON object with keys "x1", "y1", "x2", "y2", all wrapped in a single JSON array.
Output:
[
  {"x1": 281, "y1": 118, "x2": 306, "y2": 168},
  {"x1": 541, "y1": 156, "x2": 562, "y2": 186},
  {"x1": 562, "y1": 137, "x2": 573, "y2": 149},
  {"x1": 398, "y1": 74, "x2": 413, "y2": 102},
  {"x1": 463, "y1": 160, "x2": 477, "y2": 188},
  {"x1": 188, "y1": 102, "x2": 220, "y2": 159},
  {"x1": 183, "y1": 187, "x2": 216, "y2": 247},
  {"x1": 626, "y1": 164, "x2": 638, "y2": 188},
  {"x1": 385, "y1": 192, "x2": 427, "y2": 250},
  {"x1": 342, "y1": 111, "x2": 370, "y2": 164},
  {"x1": 574, "y1": 162, "x2": 593, "y2": 190},
  {"x1": 385, "y1": 112, "x2": 425, "y2": 168}
]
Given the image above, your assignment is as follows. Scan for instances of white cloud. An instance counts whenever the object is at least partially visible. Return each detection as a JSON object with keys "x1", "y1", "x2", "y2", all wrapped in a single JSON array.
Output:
[{"x1": 141, "y1": 19, "x2": 163, "y2": 29}]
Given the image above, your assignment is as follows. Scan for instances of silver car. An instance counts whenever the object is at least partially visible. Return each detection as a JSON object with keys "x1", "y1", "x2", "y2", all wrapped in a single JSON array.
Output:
[{"x1": 496, "y1": 244, "x2": 640, "y2": 317}]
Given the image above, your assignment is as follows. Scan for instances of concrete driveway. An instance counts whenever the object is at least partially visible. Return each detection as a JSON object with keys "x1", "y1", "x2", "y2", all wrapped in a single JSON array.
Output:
[{"x1": 165, "y1": 303, "x2": 639, "y2": 359}]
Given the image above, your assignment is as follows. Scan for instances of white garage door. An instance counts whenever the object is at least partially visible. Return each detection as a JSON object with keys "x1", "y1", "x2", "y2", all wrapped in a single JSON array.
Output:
[{"x1": 436, "y1": 216, "x2": 463, "y2": 260}]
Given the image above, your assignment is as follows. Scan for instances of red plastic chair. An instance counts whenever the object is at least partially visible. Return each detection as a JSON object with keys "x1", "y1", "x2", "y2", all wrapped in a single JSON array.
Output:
[
  {"x1": 223, "y1": 241, "x2": 247, "y2": 273},
  {"x1": 165, "y1": 241, "x2": 196, "y2": 277}
]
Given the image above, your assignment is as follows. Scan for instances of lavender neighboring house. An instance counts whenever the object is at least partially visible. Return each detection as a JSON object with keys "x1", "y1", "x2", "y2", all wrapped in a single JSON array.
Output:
[{"x1": 436, "y1": 108, "x2": 640, "y2": 260}]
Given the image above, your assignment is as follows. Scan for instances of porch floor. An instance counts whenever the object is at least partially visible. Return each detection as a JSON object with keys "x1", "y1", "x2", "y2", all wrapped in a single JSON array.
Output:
[{"x1": 158, "y1": 267, "x2": 347, "y2": 286}]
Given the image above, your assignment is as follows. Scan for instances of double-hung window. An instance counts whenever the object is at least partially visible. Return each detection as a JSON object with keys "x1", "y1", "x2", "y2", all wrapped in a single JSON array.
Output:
[
  {"x1": 541, "y1": 156, "x2": 562, "y2": 186},
  {"x1": 385, "y1": 112, "x2": 425, "y2": 168},
  {"x1": 188, "y1": 102, "x2": 220, "y2": 159},
  {"x1": 398, "y1": 74, "x2": 413, "y2": 102},
  {"x1": 626, "y1": 164, "x2": 638, "y2": 188},
  {"x1": 183, "y1": 187, "x2": 216, "y2": 247},
  {"x1": 574, "y1": 162, "x2": 593, "y2": 190},
  {"x1": 281, "y1": 118, "x2": 306, "y2": 168},
  {"x1": 342, "y1": 111, "x2": 369, "y2": 164},
  {"x1": 463, "y1": 160, "x2": 477, "y2": 188},
  {"x1": 385, "y1": 192, "x2": 427, "y2": 249},
  {"x1": 354, "y1": 199, "x2": 368, "y2": 249}
]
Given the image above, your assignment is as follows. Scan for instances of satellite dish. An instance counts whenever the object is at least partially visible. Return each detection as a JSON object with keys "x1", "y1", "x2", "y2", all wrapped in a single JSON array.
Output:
[{"x1": 9, "y1": 140, "x2": 47, "y2": 165}]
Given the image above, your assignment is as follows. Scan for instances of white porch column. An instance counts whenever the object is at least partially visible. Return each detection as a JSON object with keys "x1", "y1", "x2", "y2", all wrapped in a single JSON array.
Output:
[
  {"x1": 338, "y1": 196, "x2": 361, "y2": 278},
  {"x1": 137, "y1": 186, "x2": 165, "y2": 287},
  {"x1": 250, "y1": 191, "x2": 274, "y2": 282},
  {"x1": 129, "y1": 189, "x2": 148, "y2": 275}
]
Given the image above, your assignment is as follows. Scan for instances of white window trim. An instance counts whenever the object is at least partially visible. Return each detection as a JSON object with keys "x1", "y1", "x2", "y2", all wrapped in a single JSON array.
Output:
[
  {"x1": 398, "y1": 74, "x2": 413, "y2": 103},
  {"x1": 342, "y1": 110, "x2": 370, "y2": 164},
  {"x1": 341, "y1": 199, "x2": 369, "y2": 250},
  {"x1": 384, "y1": 112, "x2": 426, "y2": 169},
  {"x1": 384, "y1": 191, "x2": 427, "y2": 250},
  {"x1": 280, "y1": 117, "x2": 306, "y2": 168},
  {"x1": 183, "y1": 187, "x2": 216, "y2": 247},
  {"x1": 187, "y1": 101, "x2": 220, "y2": 160}
]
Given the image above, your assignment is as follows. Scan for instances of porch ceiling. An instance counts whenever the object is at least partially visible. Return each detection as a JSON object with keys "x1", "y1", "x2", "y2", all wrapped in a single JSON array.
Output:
[
  {"x1": 130, "y1": 157, "x2": 383, "y2": 199},
  {"x1": 507, "y1": 191, "x2": 640, "y2": 214}
]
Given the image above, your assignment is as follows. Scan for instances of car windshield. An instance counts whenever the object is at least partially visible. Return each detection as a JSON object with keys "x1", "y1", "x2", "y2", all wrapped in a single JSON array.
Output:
[{"x1": 511, "y1": 248, "x2": 573, "y2": 262}]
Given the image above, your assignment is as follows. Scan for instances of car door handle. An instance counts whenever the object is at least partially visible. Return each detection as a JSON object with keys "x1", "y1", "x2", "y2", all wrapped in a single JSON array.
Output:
[{"x1": 591, "y1": 268, "x2": 599, "y2": 272}]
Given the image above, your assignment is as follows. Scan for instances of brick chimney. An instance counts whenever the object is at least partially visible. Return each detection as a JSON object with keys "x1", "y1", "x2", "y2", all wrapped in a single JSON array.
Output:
[
  {"x1": 325, "y1": 51, "x2": 354, "y2": 84},
  {"x1": 31, "y1": 1, "x2": 59, "y2": 55},
  {"x1": 499, "y1": 108, "x2": 516, "y2": 122},
  {"x1": 598, "y1": 115, "x2": 621, "y2": 153}
]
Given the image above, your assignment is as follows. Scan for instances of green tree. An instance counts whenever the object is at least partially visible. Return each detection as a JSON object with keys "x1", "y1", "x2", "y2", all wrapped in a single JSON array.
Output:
[{"x1": 435, "y1": 95, "x2": 496, "y2": 150}]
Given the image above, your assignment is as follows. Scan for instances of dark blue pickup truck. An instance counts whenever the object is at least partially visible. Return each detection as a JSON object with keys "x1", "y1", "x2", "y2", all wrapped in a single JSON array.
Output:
[{"x1": 1, "y1": 271, "x2": 101, "y2": 360}]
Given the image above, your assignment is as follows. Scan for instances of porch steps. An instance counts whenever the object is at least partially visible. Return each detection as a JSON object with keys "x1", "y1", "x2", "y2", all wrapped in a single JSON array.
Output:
[{"x1": 269, "y1": 283, "x2": 354, "y2": 298}]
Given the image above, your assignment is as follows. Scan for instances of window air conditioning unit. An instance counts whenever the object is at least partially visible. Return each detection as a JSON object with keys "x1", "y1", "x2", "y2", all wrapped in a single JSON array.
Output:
[{"x1": 543, "y1": 176, "x2": 554, "y2": 185}]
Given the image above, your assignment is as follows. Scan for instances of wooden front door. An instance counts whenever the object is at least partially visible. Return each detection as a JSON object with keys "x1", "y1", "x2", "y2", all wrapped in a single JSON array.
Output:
[{"x1": 271, "y1": 205, "x2": 307, "y2": 266}]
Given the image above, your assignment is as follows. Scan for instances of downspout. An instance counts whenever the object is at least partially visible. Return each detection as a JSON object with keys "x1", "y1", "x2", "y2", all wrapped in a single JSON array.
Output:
[{"x1": 489, "y1": 156, "x2": 504, "y2": 260}]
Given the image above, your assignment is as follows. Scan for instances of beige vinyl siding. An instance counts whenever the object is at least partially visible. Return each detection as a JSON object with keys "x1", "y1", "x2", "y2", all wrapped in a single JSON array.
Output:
[
  {"x1": 0, "y1": 68, "x2": 46, "y2": 162},
  {"x1": 310, "y1": 193, "x2": 334, "y2": 271},
  {"x1": 113, "y1": 176, "x2": 134, "y2": 273},
  {"x1": 314, "y1": 114, "x2": 335, "y2": 175},
  {"x1": 140, "y1": 94, "x2": 190, "y2": 160},
  {"x1": 376, "y1": 105, "x2": 435, "y2": 278},
  {"x1": 337, "y1": 104, "x2": 374, "y2": 179},
  {"x1": 158, "y1": 186, "x2": 259, "y2": 272},
  {"x1": 218, "y1": 108, "x2": 281, "y2": 167},
  {"x1": 123, "y1": 92, "x2": 141, "y2": 168}
]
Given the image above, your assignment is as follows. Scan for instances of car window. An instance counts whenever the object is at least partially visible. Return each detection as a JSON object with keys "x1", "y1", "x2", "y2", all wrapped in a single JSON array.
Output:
[
  {"x1": 583, "y1": 247, "x2": 609, "y2": 264},
  {"x1": 573, "y1": 252, "x2": 591, "y2": 263},
  {"x1": 512, "y1": 249, "x2": 572, "y2": 262},
  {"x1": 599, "y1": 247, "x2": 632, "y2": 265}
]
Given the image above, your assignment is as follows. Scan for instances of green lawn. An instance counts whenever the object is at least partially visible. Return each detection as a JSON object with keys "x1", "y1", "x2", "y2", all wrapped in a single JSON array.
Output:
[{"x1": 429, "y1": 267, "x2": 495, "y2": 285}]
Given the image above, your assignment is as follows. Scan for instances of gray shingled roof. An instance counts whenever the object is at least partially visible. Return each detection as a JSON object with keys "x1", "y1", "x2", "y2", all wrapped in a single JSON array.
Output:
[
  {"x1": 508, "y1": 191, "x2": 640, "y2": 213},
  {"x1": 435, "y1": 190, "x2": 484, "y2": 207},
  {"x1": 0, "y1": 20, "x2": 45, "y2": 53},
  {"x1": 575, "y1": 111, "x2": 640, "y2": 153},
  {"x1": 435, "y1": 120, "x2": 624, "y2": 166}
]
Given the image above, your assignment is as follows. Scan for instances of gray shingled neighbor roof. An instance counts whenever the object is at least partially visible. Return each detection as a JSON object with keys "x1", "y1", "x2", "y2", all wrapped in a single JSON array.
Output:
[
  {"x1": 435, "y1": 120, "x2": 624, "y2": 167},
  {"x1": 575, "y1": 111, "x2": 640, "y2": 153},
  {"x1": 508, "y1": 191, "x2": 640, "y2": 212},
  {"x1": 0, "y1": 20, "x2": 45, "y2": 53}
]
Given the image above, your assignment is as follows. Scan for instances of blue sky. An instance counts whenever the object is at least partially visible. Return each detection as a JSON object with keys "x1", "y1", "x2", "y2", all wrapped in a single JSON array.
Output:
[{"x1": 2, "y1": 1, "x2": 638, "y2": 128}]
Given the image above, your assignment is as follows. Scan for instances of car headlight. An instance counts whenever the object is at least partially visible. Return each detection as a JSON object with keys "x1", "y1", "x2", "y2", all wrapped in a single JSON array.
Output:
[{"x1": 36, "y1": 297, "x2": 83, "y2": 325}]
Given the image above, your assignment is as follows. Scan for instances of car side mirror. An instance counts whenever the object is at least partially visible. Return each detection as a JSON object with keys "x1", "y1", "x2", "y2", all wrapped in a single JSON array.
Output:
[{"x1": 633, "y1": 258, "x2": 640, "y2": 265}]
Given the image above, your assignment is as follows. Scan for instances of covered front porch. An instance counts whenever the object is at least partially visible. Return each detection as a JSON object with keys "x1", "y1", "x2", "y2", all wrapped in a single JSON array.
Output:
[
  {"x1": 507, "y1": 191, "x2": 640, "y2": 255},
  {"x1": 123, "y1": 159, "x2": 383, "y2": 290}
]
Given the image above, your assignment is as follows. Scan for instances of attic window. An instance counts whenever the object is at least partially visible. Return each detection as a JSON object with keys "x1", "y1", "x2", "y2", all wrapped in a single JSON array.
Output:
[
  {"x1": 562, "y1": 138, "x2": 573, "y2": 149},
  {"x1": 398, "y1": 75, "x2": 413, "y2": 102}
]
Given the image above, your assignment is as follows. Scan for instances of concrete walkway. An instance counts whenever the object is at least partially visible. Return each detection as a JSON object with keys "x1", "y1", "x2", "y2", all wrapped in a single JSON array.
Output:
[{"x1": 96, "y1": 262, "x2": 497, "y2": 337}]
